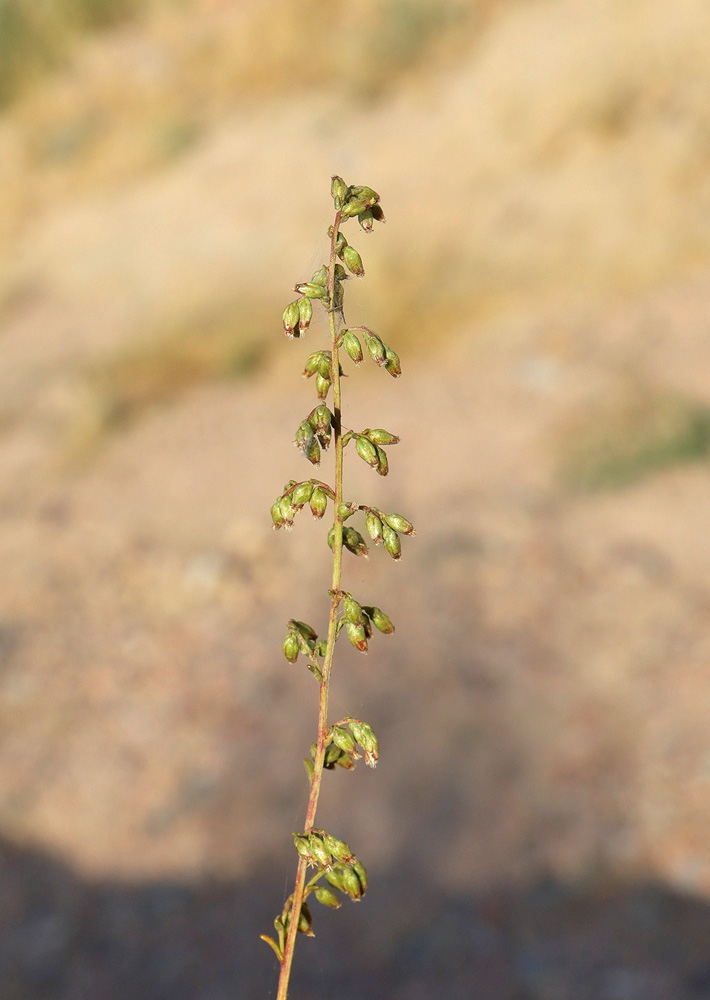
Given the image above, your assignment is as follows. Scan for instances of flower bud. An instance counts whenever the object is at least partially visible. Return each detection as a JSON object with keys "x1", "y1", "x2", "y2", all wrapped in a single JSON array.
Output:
[
  {"x1": 293, "y1": 833, "x2": 312, "y2": 861},
  {"x1": 302, "y1": 351, "x2": 322, "y2": 378},
  {"x1": 298, "y1": 295, "x2": 312, "y2": 334},
  {"x1": 343, "y1": 527, "x2": 368, "y2": 558},
  {"x1": 308, "y1": 831, "x2": 332, "y2": 869},
  {"x1": 310, "y1": 487, "x2": 328, "y2": 519},
  {"x1": 312, "y1": 404, "x2": 331, "y2": 435},
  {"x1": 352, "y1": 859, "x2": 368, "y2": 893},
  {"x1": 305, "y1": 437, "x2": 321, "y2": 465},
  {"x1": 356, "y1": 435, "x2": 379, "y2": 468},
  {"x1": 343, "y1": 595, "x2": 364, "y2": 624},
  {"x1": 311, "y1": 264, "x2": 328, "y2": 287},
  {"x1": 339, "y1": 865, "x2": 364, "y2": 900},
  {"x1": 325, "y1": 868, "x2": 346, "y2": 892},
  {"x1": 331, "y1": 229, "x2": 347, "y2": 256},
  {"x1": 335, "y1": 752, "x2": 355, "y2": 770},
  {"x1": 342, "y1": 330, "x2": 364, "y2": 365},
  {"x1": 342, "y1": 245, "x2": 364, "y2": 277},
  {"x1": 364, "y1": 427, "x2": 399, "y2": 446},
  {"x1": 324, "y1": 742, "x2": 342, "y2": 768},
  {"x1": 364, "y1": 330, "x2": 386, "y2": 365},
  {"x1": 346, "y1": 620, "x2": 368, "y2": 653},
  {"x1": 375, "y1": 446, "x2": 389, "y2": 477},
  {"x1": 348, "y1": 720, "x2": 379, "y2": 767},
  {"x1": 385, "y1": 348, "x2": 402, "y2": 377},
  {"x1": 362, "y1": 606, "x2": 395, "y2": 634},
  {"x1": 365, "y1": 511, "x2": 383, "y2": 544},
  {"x1": 315, "y1": 374, "x2": 331, "y2": 400},
  {"x1": 318, "y1": 354, "x2": 332, "y2": 379},
  {"x1": 314, "y1": 885, "x2": 341, "y2": 908},
  {"x1": 294, "y1": 282, "x2": 327, "y2": 299},
  {"x1": 282, "y1": 300, "x2": 300, "y2": 337},
  {"x1": 337, "y1": 502, "x2": 356, "y2": 520},
  {"x1": 283, "y1": 631, "x2": 299, "y2": 663},
  {"x1": 331, "y1": 175, "x2": 347, "y2": 209},
  {"x1": 322, "y1": 834, "x2": 354, "y2": 863},
  {"x1": 331, "y1": 725, "x2": 360, "y2": 758},
  {"x1": 358, "y1": 210, "x2": 374, "y2": 232},
  {"x1": 295, "y1": 419, "x2": 314, "y2": 453},
  {"x1": 382, "y1": 523, "x2": 401, "y2": 560},
  {"x1": 298, "y1": 902, "x2": 314, "y2": 936},
  {"x1": 291, "y1": 481, "x2": 313, "y2": 507},
  {"x1": 271, "y1": 501, "x2": 285, "y2": 530},
  {"x1": 291, "y1": 619, "x2": 318, "y2": 642},
  {"x1": 383, "y1": 512, "x2": 415, "y2": 535}
]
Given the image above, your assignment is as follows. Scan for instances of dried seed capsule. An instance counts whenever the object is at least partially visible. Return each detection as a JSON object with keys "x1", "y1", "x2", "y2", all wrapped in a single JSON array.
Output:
[
  {"x1": 291, "y1": 481, "x2": 314, "y2": 507},
  {"x1": 332, "y1": 280, "x2": 345, "y2": 310},
  {"x1": 271, "y1": 501, "x2": 286, "y2": 530},
  {"x1": 298, "y1": 295, "x2": 312, "y2": 334},
  {"x1": 343, "y1": 527, "x2": 368, "y2": 558},
  {"x1": 356, "y1": 435, "x2": 379, "y2": 468},
  {"x1": 370, "y1": 204, "x2": 385, "y2": 223},
  {"x1": 295, "y1": 281, "x2": 328, "y2": 299},
  {"x1": 315, "y1": 374, "x2": 331, "y2": 400},
  {"x1": 346, "y1": 620, "x2": 368, "y2": 653},
  {"x1": 331, "y1": 175, "x2": 347, "y2": 209},
  {"x1": 282, "y1": 300, "x2": 300, "y2": 337},
  {"x1": 342, "y1": 245, "x2": 364, "y2": 277},
  {"x1": 305, "y1": 437, "x2": 321, "y2": 465},
  {"x1": 295, "y1": 419, "x2": 314, "y2": 452},
  {"x1": 310, "y1": 487, "x2": 328, "y2": 519},
  {"x1": 333, "y1": 264, "x2": 348, "y2": 281},
  {"x1": 384, "y1": 348, "x2": 402, "y2": 377},
  {"x1": 311, "y1": 264, "x2": 328, "y2": 287},
  {"x1": 375, "y1": 446, "x2": 389, "y2": 477},
  {"x1": 358, "y1": 210, "x2": 374, "y2": 232},
  {"x1": 314, "y1": 885, "x2": 341, "y2": 909},
  {"x1": 343, "y1": 595, "x2": 364, "y2": 624},
  {"x1": 342, "y1": 330, "x2": 364, "y2": 365},
  {"x1": 283, "y1": 631, "x2": 299, "y2": 663},
  {"x1": 365, "y1": 511, "x2": 383, "y2": 544},
  {"x1": 331, "y1": 726, "x2": 360, "y2": 757},
  {"x1": 383, "y1": 512, "x2": 415, "y2": 535},
  {"x1": 362, "y1": 605, "x2": 395, "y2": 634},
  {"x1": 382, "y1": 523, "x2": 401, "y2": 560},
  {"x1": 365, "y1": 427, "x2": 399, "y2": 446},
  {"x1": 364, "y1": 330, "x2": 387, "y2": 365}
]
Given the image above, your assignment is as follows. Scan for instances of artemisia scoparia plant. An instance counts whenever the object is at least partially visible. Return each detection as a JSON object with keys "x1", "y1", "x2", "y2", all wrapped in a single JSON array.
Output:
[{"x1": 262, "y1": 178, "x2": 415, "y2": 1000}]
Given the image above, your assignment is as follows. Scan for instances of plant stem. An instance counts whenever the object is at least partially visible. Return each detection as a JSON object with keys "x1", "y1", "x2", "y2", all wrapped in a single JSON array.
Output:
[{"x1": 276, "y1": 210, "x2": 344, "y2": 1000}]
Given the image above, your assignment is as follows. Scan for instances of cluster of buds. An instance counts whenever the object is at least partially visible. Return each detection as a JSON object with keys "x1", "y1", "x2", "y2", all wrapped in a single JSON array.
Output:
[
  {"x1": 338, "y1": 326, "x2": 401, "y2": 377},
  {"x1": 282, "y1": 619, "x2": 327, "y2": 682},
  {"x1": 348, "y1": 425, "x2": 400, "y2": 477},
  {"x1": 336, "y1": 591, "x2": 395, "y2": 654},
  {"x1": 301, "y1": 350, "x2": 343, "y2": 401},
  {"x1": 362, "y1": 505, "x2": 415, "y2": 561},
  {"x1": 294, "y1": 402, "x2": 333, "y2": 465},
  {"x1": 292, "y1": 829, "x2": 368, "y2": 902},
  {"x1": 270, "y1": 479, "x2": 333, "y2": 530},
  {"x1": 331, "y1": 176, "x2": 386, "y2": 232},
  {"x1": 327, "y1": 717, "x2": 380, "y2": 768}
]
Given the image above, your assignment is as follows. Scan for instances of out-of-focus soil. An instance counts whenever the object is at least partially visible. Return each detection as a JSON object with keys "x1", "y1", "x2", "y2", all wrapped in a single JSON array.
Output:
[{"x1": 2, "y1": 1, "x2": 710, "y2": 997}]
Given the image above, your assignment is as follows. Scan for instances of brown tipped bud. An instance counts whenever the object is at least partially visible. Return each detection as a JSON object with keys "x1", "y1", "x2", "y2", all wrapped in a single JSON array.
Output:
[
  {"x1": 339, "y1": 865, "x2": 364, "y2": 900},
  {"x1": 385, "y1": 348, "x2": 402, "y2": 377},
  {"x1": 282, "y1": 300, "x2": 300, "y2": 337},
  {"x1": 375, "y1": 445, "x2": 389, "y2": 477},
  {"x1": 335, "y1": 752, "x2": 355, "y2": 770},
  {"x1": 383, "y1": 512, "x2": 414, "y2": 535},
  {"x1": 318, "y1": 354, "x2": 332, "y2": 379},
  {"x1": 310, "y1": 487, "x2": 328, "y2": 519},
  {"x1": 302, "y1": 351, "x2": 323, "y2": 378},
  {"x1": 337, "y1": 502, "x2": 356, "y2": 520},
  {"x1": 362, "y1": 606, "x2": 395, "y2": 634},
  {"x1": 325, "y1": 868, "x2": 346, "y2": 892},
  {"x1": 352, "y1": 859, "x2": 369, "y2": 893},
  {"x1": 350, "y1": 722, "x2": 379, "y2": 768},
  {"x1": 346, "y1": 620, "x2": 368, "y2": 653},
  {"x1": 295, "y1": 281, "x2": 327, "y2": 299},
  {"x1": 342, "y1": 330, "x2": 364, "y2": 365},
  {"x1": 315, "y1": 374, "x2": 331, "y2": 400},
  {"x1": 331, "y1": 175, "x2": 347, "y2": 209},
  {"x1": 331, "y1": 725, "x2": 361, "y2": 758},
  {"x1": 295, "y1": 419, "x2": 314, "y2": 452},
  {"x1": 323, "y1": 834, "x2": 354, "y2": 863},
  {"x1": 291, "y1": 481, "x2": 313, "y2": 507},
  {"x1": 357, "y1": 210, "x2": 374, "y2": 232},
  {"x1": 282, "y1": 631, "x2": 299, "y2": 663},
  {"x1": 298, "y1": 295, "x2": 312, "y2": 334},
  {"x1": 278, "y1": 496, "x2": 295, "y2": 529},
  {"x1": 365, "y1": 511, "x2": 383, "y2": 544},
  {"x1": 312, "y1": 404, "x2": 332, "y2": 435},
  {"x1": 343, "y1": 595, "x2": 364, "y2": 624},
  {"x1": 365, "y1": 427, "x2": 399, "y2": 446},
  {"x1": 314, "y1": 885, "x2": 341, "y2": 909},
  {"x1": 382, "y1": 522, "x2": 401, "y2": 560},
  {"x1": 271, "y1": 501, "x2": 286, "y2": 530},
  {"x1": 308, "y1": 831, "x2": 332, "y2": 869},
  {"x1": 343, "y1": 527, "x2": 368, "y2": 558},
  {"x1": 363, "y1": 330, "x2": 387, "y2": 365},
  {"x1": 356, "y1": 435, "x2": 379, "y2": 468},
  {"x1": 291, "y1": 619, "x2": 318, "y2": 642},
  {"x1": 342, "y1": 245, "x2": 364, "y2": 277},
  {"x1": 305, "y1": 437, "x2": 321, "y2": 465},
  {"x1": 341, "y1": 185, "x2": 380, "y2": 219}
]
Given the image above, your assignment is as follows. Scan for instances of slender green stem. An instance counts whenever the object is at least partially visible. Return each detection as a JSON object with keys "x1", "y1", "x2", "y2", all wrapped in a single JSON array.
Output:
[{"x1": 276, "y1": 210, "x2": 344, "y2": 1000}]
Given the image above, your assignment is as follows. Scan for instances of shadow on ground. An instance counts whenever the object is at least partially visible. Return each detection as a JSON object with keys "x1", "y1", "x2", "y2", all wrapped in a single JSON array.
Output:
[{"x1": 3, "y1": 835, "x2": 710, "y2": 1000}]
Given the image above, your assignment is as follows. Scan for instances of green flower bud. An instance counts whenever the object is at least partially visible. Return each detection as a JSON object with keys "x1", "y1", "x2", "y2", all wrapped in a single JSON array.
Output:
[
  {"x1": 271, "y1": 501, "x2": 285, "y2": 530},
  {"x1": 315, "y1": 639, "x2": 327, "y2": 657},
  {"x1": 298, "y1": 295, "x2": 312, "y2": 334},
  {"x1": 343, "y1": 527, "x2": 368, "y2": 558},
  {"x1": 327, "y1": 526, "x2": 336, "y2": 551},
  {"x1": 334, "y1": 232, "x2": 347, "y2": 256},
  {"x1": 346, "y1": 620, "x2": 368, "y2": 653},
  {"x1": 343, "y1": 595, "x2": 364, "y2": 624},
  {"x1": 331, "y1": 175, "x2": 347, "y2": 210},
  {"x1": 295, "y1": 419, "x2": 314, "y2": 452},
  {"x1": 310, "y1": 487, "x2": 328, "y2": 519},
  {"x1": 308, "y1": 831, "x2": 332, "y2": 869},
  {"x1": 363, "y1": 330, "x2": 386, "y2": 365},
  {"x1": 306, "y1": 437, "x2": 321, "y2": 465},
  {"x1": 342, "y1": 331, "x2": 364, "y2": 365},
  {"x1": 303, "y1": 757, "x2": 314, "y2": 782},
  {"x1": 348, "y1": 720, "x2": 379, "y2": 767},
  {"x1": 312, "y1": 404, "x2": 331, "y2": 435},
  {"x1": 315, "y1": 374, "x2": 331, "y2": 400},
  {"x1": 291, "y1": 481, "x2": 313, "y2": 507},
  {"x1": 382, "y1": 523, "x2": 401, "y2": 560},
  {"x1": 385, "y1": 348, "x2": 402, "y2": 377},
  {"x1": 337, "y1": 502, "x2": 356, "y2": 520},
  {"x1": 335, "y1": 752, "x2": 355, "y2": 770},
  {"x1": 298, "y1": 901, "x2": 314, "y2": 936},
  {"x1": 293, "y1": 833, "x2": 312, "y2": 861},
  {"x1": 282, "y1": 300, "x2": 300, "y2": 337},
  {"x1": 341, "y1": 185, "x2": 379, "y2": 219},
  {"x1": 358, "y1": 210, "x2": 374, "y2": 232},
  {"x1": 383, "y1": 512, "x2": 415, "y2": 535},
  {"x1": 362, "y1": 605, "x2": 395, "y2": 634},
  {"x1": 295, "y1": 281, "x2": 327, "y2": 299},
  {"x1": 352, "y1": 859, "x2": 368, "y2": 893},
  {"x1": 365, "y1": 511, "x2": 383, "y2": 544},
  {"x1": 375, "y1": 445, "x2": 389, "y2": 477},
  {"x1": 325, "y1": 868, "x2": 346, "y2": 892},
  {"x1": 331, "y1": 725, "x2": 360, "y2": 757},
  {"x1": 356, "y1": 435, "x2": 379, "y2": 468},
  {"x1": 311, "y1": 264, "x2": 328, "y2": 287},
  {"x1": 339, "y1": 865, "x2": 364, "y2": 900},
  {"x1": 283, "y1": 631, "x2": 299, "y2": 662},
  {"x1": 324, "y1": 741, "x2": 343, "y2": 768},
  {"x1": 318, "y1": 354, "x2": 332, "y2": 379},
  {"x1": 342, "y1": 245, "x2": 364, "y2": 277},
  {"x1": 322, "y1": 834, "x2": 354, "y2": 863},
  {"x1": 291, "y1": 619, "x2": 318, "y2": 642},
  {"x1": 364, "y1": 427, "x2": 399, "y2": 446},
  {"x1": 313, "y1": 885, "x2": 341, "y2": 909},
  {"x1": 302, "y1": 351, "x2": 323, "y2": 379}
]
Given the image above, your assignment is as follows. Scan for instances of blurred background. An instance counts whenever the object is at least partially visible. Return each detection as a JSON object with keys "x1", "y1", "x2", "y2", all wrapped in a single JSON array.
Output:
[{"x1": 2, "y1": 0, "x2": 710, "y2": 997}]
